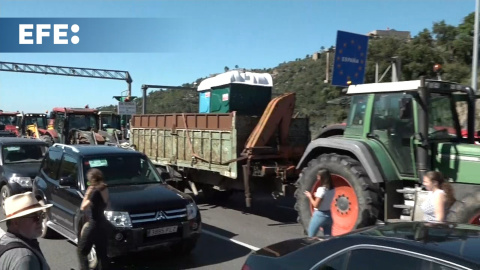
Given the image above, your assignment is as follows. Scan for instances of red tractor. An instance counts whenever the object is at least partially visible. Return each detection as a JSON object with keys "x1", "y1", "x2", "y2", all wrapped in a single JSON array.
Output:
[
  {"x1": 49, "y1": 107, "x2": 122, "y2": 145},
  {"x1": 49, "y1": 107, "x2": 115, "y2": 145},
  {"x1": 0, "y1": 111, "x2": 19, "y2": 135}
]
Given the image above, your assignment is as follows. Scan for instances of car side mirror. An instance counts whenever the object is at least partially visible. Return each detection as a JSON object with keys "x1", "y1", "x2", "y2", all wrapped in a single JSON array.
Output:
[
  {"x1": 59, "y1": 176, "x2": 76, "y2": 187},
  {"x1": 399, "y1": 97, "x2": 412, "y2": 120},
  {"x1": 158, "y1": 170, "x2": 170, "y2": 181}
]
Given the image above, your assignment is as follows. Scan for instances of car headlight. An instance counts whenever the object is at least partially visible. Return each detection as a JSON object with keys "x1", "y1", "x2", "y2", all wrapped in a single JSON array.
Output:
[
  {"x1": 9, "y1": 175, "x2": 32, "y2": 188},
  {"x1": 104, "y1": 211, "x2": 132, "y2": 228},
  {"x1": 186, "y1": 202, "x2": 197, "y2": 220}
]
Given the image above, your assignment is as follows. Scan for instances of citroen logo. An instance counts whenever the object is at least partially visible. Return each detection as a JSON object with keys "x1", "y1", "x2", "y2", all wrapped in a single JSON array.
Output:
[{"x1": 155, "y1": 211, "x2": 166, "y2": 220}]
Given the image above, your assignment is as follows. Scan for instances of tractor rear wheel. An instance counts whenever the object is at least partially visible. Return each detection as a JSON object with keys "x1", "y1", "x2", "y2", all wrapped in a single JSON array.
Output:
[
  {"x1": 295, "y1": 153, "x2": 382, "y2": 236},
  {"x1": 446, "y1": 193, "x2": 480, "y2": 225},
  {"x1": 40, "y1": 135, "x2": 54, "y2": 146}
]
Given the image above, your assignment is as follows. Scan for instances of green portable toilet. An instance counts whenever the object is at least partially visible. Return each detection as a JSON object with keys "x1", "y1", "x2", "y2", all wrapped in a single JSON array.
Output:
[{"x1": 198, "y1": 70, "x2": 273, "y2": 116}]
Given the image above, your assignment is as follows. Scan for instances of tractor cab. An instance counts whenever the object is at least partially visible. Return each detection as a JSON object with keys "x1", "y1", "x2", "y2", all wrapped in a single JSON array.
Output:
[
  {"x1": 345, "y1": 79, "x2": 476, "y2": 180},
  {"x1": 0, "y1": 111, "x2": 19, "y2": 135},
  {"x1": 50, "y1": 107, "x2": 100, "y2": 145},
  {"x1": 98, "y1": 111, "x2": 121, "y2": 130},
  {"x1": 98, "y1": 111, "x2": 123, "y2": 141},
  {"x1": 344, "y1": 78, "x2": 480, "y2": 221},
  {"x1": 16, "y1": 112, "x2": 48, "y2": 136}
]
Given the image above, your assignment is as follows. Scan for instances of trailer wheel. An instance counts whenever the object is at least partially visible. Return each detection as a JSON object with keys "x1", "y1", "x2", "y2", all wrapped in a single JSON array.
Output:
[
  {"x1": 294, "y1": 153, "x2": 381, "y2": 236},
  {"x1": 446, "y1": 193, "x2": 480, "y2": 225}
]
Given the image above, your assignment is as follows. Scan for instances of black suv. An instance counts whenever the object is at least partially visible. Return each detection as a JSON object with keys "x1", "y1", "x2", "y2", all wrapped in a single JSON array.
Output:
[
  {"x1": 32, "y1": 144, "x2": 201, "y2": 268},
  {"x1": 0, "y1": 137, "x2": 48, "y2": 212}
]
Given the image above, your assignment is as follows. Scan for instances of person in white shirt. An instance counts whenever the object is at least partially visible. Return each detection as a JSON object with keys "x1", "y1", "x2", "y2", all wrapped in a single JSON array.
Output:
[
  {"x1": 421, "y1": 171, "x2": 455, "y2": 222},
  {"x1": 304, "y1": 169, "x2": 335, "y2": 237}
]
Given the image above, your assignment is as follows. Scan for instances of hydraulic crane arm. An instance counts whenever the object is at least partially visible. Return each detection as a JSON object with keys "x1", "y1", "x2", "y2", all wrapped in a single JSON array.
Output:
[{"x1": 244, "y1": 92, "x2": 296, "y2": 150}]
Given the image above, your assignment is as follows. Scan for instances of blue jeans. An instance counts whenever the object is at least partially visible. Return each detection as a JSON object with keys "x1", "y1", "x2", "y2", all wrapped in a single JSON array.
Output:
[{"x1": 308, "y1": 210, "x2": 333, "y2": 237}]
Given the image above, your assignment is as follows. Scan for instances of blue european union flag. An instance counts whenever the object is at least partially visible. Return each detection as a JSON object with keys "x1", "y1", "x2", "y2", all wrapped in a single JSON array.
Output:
[{"x1": 331, "y1": 30, "x2": 369, "y2": 87}]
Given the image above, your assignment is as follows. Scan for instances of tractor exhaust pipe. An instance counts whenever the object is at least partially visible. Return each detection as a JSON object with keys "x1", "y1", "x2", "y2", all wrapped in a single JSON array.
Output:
[
  {"x1": 416, "y1": 77, "x2": 429, "y2": 182},
  {"x1": 467, "y1": 85, "x2": 476, "y2": 144}
]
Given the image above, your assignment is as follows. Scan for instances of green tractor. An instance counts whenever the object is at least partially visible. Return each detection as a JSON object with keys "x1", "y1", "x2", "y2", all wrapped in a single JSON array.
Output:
[{"x1": 295, "y1": 77, "x2": 480, "y2": 236}]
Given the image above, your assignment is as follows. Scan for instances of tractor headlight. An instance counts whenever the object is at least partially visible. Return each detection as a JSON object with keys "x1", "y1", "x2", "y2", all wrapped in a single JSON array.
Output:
[{"x1": 104, "y1": 211, "x2": 132, "y2": 228}]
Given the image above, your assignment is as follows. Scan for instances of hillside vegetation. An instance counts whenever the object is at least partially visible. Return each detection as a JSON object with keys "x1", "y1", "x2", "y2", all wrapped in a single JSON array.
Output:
[{"x1": 99, "y1": 12, "x2": 477, "y2": 137}]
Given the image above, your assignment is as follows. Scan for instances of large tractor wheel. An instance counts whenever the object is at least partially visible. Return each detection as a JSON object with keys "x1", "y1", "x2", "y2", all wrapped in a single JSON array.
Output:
[
  {"x1": 295, "y1": 153, "x2": 382, "y2": 236},
  {"x1": 39, "y1": 135, "x2": 54, "y2": 146},
  {"x1": 446, "y1": 193, "x2": 480, "y2": 225}
]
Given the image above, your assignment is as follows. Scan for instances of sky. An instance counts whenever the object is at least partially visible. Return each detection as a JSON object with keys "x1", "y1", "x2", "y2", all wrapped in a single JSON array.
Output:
[{"x1": 0, "y1": 0, "x2": 476, "y2": 113}]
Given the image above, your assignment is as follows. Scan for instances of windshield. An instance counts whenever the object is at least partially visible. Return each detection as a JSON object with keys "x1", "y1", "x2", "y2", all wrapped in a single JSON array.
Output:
[
  {"x1": 2, "y1": 145, "x2": 47, "y2": 164},
  {"x1": 429, "y1": 93, "x2": 458, "y2": 139},
  {"x1": 101, "y1": 115, "x2": 120, "y2": 129},
  {"x1": 82, "y1": 155, "x2": 163, "y2": 186},
  {"x1": 347, "y1": 95, "x2": 368, "y2": 126},
  {"x1": 0, "y1": 115, "x2": 17, "y2": 126},
  {"x1": 68, "y1": 114, "x2": 98, "y2": 131},
  {"x1": 25, "y1": 116, "x2": 47, "y2": 129}
]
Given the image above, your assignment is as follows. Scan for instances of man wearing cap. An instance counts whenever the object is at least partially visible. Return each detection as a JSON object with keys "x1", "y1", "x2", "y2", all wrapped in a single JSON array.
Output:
[{"x1": 0, "y1": 192, "x2": 52, "y2": 270}]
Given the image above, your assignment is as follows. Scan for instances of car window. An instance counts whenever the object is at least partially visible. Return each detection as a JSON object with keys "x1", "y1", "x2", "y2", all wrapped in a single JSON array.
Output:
[
  {"x1": 82, "y1": 155, "x2": 163, "y2": 187},
  {"x1": 41, "y1": 149, "x2": 63, "y2": 180},
  {"x1": 316, "y1": 251, "x2": 349, "y2": 270},
  {"x1": 2, "y1": 144, "x2": 47, "y2": 164},
  {"x1": 58, "y1": 154, "x2": 78, "y2": 184},
  {"x1": 346, "y1": 249, "x2": 424, "y2": 270}
]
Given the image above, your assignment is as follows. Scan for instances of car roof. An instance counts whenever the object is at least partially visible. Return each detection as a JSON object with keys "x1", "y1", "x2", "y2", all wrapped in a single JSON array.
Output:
[
  {"x1": 50, "y1": 144, "x2": 142, "y2": 157},
  {"x1": 254, "y1": 222, "x2": 480, "y2": 267},
  {"x1": 0, "y1": 137, "x2": 48, "y2": 146},
  {"x1": 344, "y1": 222, "x2": 480, "y2": 264}
]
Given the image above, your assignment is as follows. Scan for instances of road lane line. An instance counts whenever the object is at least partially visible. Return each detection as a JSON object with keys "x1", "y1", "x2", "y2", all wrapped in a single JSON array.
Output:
[{"x1": 202, "y1": 229, "x2": 260, "y2": 251}]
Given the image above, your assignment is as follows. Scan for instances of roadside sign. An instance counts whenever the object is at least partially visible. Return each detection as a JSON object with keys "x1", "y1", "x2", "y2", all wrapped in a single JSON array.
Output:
[
  {"x1": 332, "y1": 30, "x2": 369, "y2": 87},
  {"x1": 118, "y1": 102, "x2": 136, "y2": 115}
]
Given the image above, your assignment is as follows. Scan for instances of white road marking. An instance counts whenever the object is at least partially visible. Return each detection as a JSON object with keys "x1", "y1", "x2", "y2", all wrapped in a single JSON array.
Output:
[{"x1": 202, "y1": 229, "x2": 260, "y2": 251}]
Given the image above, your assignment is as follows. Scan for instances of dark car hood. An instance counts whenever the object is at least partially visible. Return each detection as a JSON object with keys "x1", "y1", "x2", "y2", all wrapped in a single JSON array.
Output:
[
  {"x1": 109, "y1": 183, "x2": 188, "y2": 213},
  {"x1": 3, "y1": 162, "x2": 41, "y2": 178}
]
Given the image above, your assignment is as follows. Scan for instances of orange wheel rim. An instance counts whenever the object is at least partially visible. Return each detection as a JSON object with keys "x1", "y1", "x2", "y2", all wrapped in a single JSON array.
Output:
[
  {"x1": 469, "y1": 212, "x2": 480, "y2": 225},
  {"x1": 309, "y1": 174, "x2": 358, "y2": 236},
  {"x1": 331, "y1": 174, "x2": 358, "y2": 236}
]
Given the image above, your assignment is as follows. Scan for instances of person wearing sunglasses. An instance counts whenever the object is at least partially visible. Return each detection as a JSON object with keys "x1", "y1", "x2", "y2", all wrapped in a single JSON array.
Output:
[{"x1": 0, "y1": 192, "x2": 52, "y2": 270}]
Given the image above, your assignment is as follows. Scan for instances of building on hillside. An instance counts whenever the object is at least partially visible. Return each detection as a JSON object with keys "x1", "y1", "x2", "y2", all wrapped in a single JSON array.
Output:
[{"x1": 367, "y1": 28, "x2": 411, "y2": 40}]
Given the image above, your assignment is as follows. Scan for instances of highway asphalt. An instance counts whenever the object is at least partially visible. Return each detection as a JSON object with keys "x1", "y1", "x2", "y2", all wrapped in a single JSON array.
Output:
[{"x1": 0, "y1": 191, "x2": 302, "y2": 270}]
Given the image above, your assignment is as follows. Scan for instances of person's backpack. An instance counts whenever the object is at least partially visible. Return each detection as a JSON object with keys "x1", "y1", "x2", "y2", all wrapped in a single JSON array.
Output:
[{"x1": 0, "y1": 241, "x2": 43, "y2": 270}]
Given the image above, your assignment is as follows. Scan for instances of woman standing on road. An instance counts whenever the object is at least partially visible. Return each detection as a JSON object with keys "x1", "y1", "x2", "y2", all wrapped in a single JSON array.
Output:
[
  {"x1": 77, "y1": 168, "x2": 111, "y2": 270},
  {"x1": 304, "y1": 169, "x2": 335, "y2": 237},
  {"x1": 421, "y1": 171, "x2": 455, "y2": 222}
]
